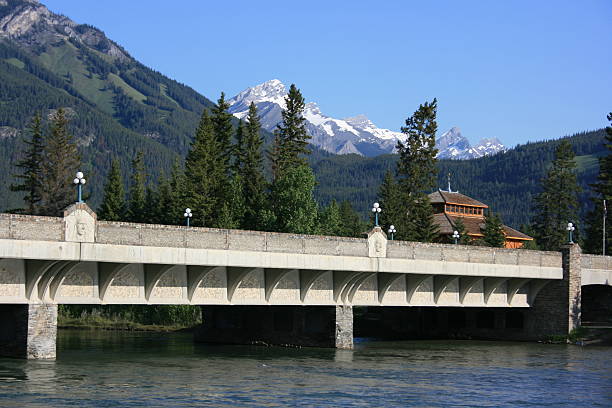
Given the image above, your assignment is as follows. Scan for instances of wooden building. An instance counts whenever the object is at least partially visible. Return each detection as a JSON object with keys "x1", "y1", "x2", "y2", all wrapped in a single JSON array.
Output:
[{"x1": 428, "y1": 189, "x2": 533, "y2": 248}]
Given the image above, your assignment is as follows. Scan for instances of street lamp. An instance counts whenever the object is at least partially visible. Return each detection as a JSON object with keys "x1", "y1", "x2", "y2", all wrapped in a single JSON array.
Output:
[
  {"x1": 452, "y1": 230, "x2": 460, "y2": 245},
  {"x1": 567, "y1": 222, "x2": 575, "y2": 244},
  {"x1": 73, "y1": 171, "x2": 86, "y2": 203},
  {"x1": 371, "y1": 202, "x2": 381, "y2": 227},
  {"x1": 388, "y1": 225, "x2": 397, "y2": 240},
  {"x1": 184, "y1": 208, "x2": 192, "y2": 227}
]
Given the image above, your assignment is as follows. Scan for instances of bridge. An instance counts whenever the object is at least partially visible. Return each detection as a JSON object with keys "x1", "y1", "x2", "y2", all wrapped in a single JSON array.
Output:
[{"x1": 0, "y1": 204, "x2": 610, "y2": 359}]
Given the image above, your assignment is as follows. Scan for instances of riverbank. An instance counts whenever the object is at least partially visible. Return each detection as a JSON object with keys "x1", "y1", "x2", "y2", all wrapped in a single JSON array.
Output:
[{"x1": 58, "y1": 315, "x2": 196, "y2": 332}]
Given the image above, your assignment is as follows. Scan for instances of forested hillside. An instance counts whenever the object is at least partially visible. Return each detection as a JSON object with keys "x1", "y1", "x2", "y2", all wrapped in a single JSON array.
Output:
[{"x1": 313, "y1": 128, "x2": 607, "y2": 228}]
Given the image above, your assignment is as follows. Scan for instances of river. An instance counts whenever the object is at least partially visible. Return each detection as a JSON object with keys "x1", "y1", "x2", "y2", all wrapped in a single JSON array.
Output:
[{"x1": 0, "y1": 330, "x2": 610, "y2": 407}]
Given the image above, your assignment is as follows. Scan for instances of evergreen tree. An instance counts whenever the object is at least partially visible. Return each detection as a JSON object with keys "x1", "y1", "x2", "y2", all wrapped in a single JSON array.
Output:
[
  {"x1": 184, "y1": 111, "x2": 221, "y2": 227},
  {"x1": 584, "y1": 113, "x2": 612, "y2": 254},
  {"x1": 338, "y1": 200, "x2": 366, "y2": 238},
  {"x1": 144, "y1": 186, "x2": 160, "y2": 224},
  {"x1": 240, "y1": 103, "x2": 267, "y2": 230},
  {"x1": 482, "y1": 212, "x2": 506, "y2": 247},
  {"x1": 378, "y1": 169, "x2": 402, "y2": 232},
  {"x1": 270, "y1": 84, "x2": 310, "y2": 180},
  {"x1": 168, "y1": 160, "x2": 188, "y2": 225},
  {"x1": 452, "y1": 218, "x2": 472, "y2": 245},
  {"x1": 395, "y1": 99, "x2": 439, "y2": 242},
  {"x1": 11, "y1": 113, "x2": 45, "y2": 214},
  {"x1": 211, "y1": 93, "x2": 233, "y2": 184},
  {"x1": 216, "y1": 173, "x2": 246, "y2": 229},
  {"x1": 531, "y1": 140, "x2": 581, "y2": 250},
  {"x1": 319, "y1": 199, "x2": 342, "y2": 235},
  {"x1": 126, "y1": 152, "x2": 147, "y2": 223},
  {"x1": 98, "y1": 159, "x2": 125, "y2": 221},
  {"x1": 39, "y1": 108, "x2": 81, "y2": 216},
  {"x1": 271, "y1": 164, "x2": 318, "y2": 234},
  {"x1": 155, "y1": 174, "x2": 174, "y2": 225},
  {"x1": 519, "y1": 223, "x2": 539, "y2": 250}
]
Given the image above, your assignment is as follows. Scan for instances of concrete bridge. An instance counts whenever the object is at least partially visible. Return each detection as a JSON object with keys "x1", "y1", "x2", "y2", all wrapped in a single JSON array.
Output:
[{"x1": 0, "y1": 204, "x2": 610, "y2": 359}]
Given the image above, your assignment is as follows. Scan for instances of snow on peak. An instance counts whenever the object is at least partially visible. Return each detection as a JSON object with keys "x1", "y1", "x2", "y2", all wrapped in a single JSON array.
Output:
[
  {"x1": 227, "y1": 80, "x2": 505, "y2": 158},
  {"x1": 437, "y1": 128, "x2": 506, "y2": 160},
  {"x1": 228, "y1": 79, "x2": 287, "y2": 111}
]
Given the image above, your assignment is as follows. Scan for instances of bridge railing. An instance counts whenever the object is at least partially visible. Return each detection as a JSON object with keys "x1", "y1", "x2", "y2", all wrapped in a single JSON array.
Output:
[
  {"x1": 582, "y1": 254, "x2": 612, "y2": 270},
  {"x1": 0, "y1": 211, "x2": 562, "y2": 269}
]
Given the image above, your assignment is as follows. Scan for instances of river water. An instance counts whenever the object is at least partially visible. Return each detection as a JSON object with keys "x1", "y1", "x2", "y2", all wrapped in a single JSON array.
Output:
[{"x1": 0, "y1": 330, "x2": 610, "y2": 407}]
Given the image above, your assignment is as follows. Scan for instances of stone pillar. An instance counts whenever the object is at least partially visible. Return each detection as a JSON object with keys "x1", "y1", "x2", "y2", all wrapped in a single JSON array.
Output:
[
  {"x1": 335, "y1": 305, "x2": 353, "y2": 349},
  {"x1": 0, "y1": 303, "x2": 57, "y2": 359},
  {"x1": 526, "y1": 244, "x2": 581, "y2": 339},
  {"x1": 195, "y1": 305, "x2": 353, "y2": 349}
]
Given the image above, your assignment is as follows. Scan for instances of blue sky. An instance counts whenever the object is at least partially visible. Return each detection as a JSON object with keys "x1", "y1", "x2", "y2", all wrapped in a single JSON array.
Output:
[{"x1": 44, "y1": 0, "x2": 611, "y2": 146}]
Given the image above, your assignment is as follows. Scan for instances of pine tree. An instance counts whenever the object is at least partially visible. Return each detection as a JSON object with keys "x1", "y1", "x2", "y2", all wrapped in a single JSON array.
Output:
[
  {"x1": 184, "y1": 111, "x2": 222, "y2": 227},
  {"x1": 271, "y1": 164, "x2": 318, "y2": 234},
  {"x1": 452, "y1": 217, "x2": 472, "y2": 245},
  {"x1": 584, "y1": 113, "x2": 612, "y2": 254},
  {"x1": 98, "y1": 159, "x2": 125, "y2": 221},
  {"x1": 519, "y1": 223, "x2": 539, "y2": 250},
  {"x1": 126, "y1": 152, "x2": 147, "y2": 223},
  {"x1": 378, "y1": 169, "x2": 402, "y2": 233},
  {"x1": 270, "y1": 84, "x2": 310, "y2": 180},
  {"x1": 338, "y1": 200, "x2": 366, "y2": 238},
  {"x1": 240, "y1": 103, "x2": 267, "y2": 230},
  {"x1": 211, "y1": 92, "x2": 233, "y2": 185},
  {"x1": 39, "y1": 108, "x2": 81, "y2": 216},
  {"x1": 216, "y1": 173, "x2": 245, "y2": 229},
  {"x1": 168, "y1": 160, "x2": 187, "y2": 225},
  {"x1": 482, "y1": 212, "x2": 506, "y2": 247},
  {"x1": 155, "y1": 174, "x2": 174, "y2": 225},
  {"x1": 319, "y1": 199, "x2": 342, "y2": 235},
  {"x1": 11, "y1": 113, "x2": 45, "y2": 214},
  {"x1": 395, "y1": 99, "x2": 439, "y2": 242},
  {"x1": 531, "y1": 140, "x2": 581, "y2": 251}
]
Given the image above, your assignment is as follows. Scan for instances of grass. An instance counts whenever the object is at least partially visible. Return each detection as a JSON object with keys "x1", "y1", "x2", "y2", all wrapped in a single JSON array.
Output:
[
  {"x1": 159, "y1": 83, "x2": 179, "y2": 107},
  {"x1": 543, "y1": 326, "x2": 589, "y2": 344},
  {"x1": 58, "y1": 315, "x2": 195, "y2": 332},
  {"x1": 109, "y1": 72, "x2": 147, "y2": 103},
  {"x1": 38, "y1": 42, "x2": 116, "y2": 114},
  {"x1": 575, "y1": 154, "x2": 601, "y2": 174},
  {"x1": 4, "y1": 57, "x2": 25, "y2": 69}
]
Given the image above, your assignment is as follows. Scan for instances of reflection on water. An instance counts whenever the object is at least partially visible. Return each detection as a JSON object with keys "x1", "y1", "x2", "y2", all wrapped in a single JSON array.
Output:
[{"x1": 0, "y1": 330, "x2": 610, "y2": 407}]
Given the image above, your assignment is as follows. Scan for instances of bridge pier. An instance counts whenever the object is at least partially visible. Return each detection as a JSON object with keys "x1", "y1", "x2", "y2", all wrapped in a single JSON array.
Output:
[
  {"x1": 0, "y1": 303, "x2": 57, "y2": 359},
  {"x1": 194, "y1": 305, "x2": 353, "y2": 349},
  {"x1": 525, "y1": 244, "x2": 581, "y2": 340}
]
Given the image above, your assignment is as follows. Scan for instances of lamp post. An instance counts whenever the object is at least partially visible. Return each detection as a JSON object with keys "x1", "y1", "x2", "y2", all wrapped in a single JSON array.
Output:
[
  {"x1": 73, "y1": 171, "x2": 86, "y2": 203},
  {"x1": 388, "y1": 225, "x2": 396, "y2": 240},
  {"x1": 371, "y1": 202, "x2": 381, "y2": 227},
  {"x1": 567, "y1": 222, "x2": 575, "y2": 244},
  {"x1": 184, "y1": 208, "x2": 192, "y2": 227},
  {"x1": 452, "y1": 230, "x2": 460, "y2": 245}
]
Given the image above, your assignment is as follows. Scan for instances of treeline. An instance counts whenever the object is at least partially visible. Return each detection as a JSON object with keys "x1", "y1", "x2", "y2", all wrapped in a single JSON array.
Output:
[
  {"x1": 313, "y1": 127, "x2": 607, "y2": 230},
  {"x1": 96, "y1": 87, "x2": 367, "y2": 237}
]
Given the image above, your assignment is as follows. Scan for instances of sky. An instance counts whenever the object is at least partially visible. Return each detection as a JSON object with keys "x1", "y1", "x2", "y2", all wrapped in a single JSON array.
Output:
[{"x1": 43, "y1": 0, "x2": 612, "y2": 147}]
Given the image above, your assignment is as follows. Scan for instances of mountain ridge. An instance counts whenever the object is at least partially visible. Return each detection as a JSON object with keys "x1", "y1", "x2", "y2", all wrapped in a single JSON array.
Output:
[{"x1": 229, "y1": 79, "x2": 506, "y2": 159}]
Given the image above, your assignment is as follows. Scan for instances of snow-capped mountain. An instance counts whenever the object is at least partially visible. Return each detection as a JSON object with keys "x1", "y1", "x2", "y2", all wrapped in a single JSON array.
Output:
[
  {"x1": 437, "y1": 127, "x2": 506, "y2": 159},
  {"x1": 228, "y1": 80, "x2": 505, "y2": 158}
]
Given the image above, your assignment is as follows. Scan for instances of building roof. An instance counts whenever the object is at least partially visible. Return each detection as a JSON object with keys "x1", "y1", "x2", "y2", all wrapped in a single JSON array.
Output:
[
  {"x1": 434, "y1": 213, "x2": 533, "y2": 241},
  {"x1": 429, "y1": 190, "x2": 488, "y2": 208}
]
